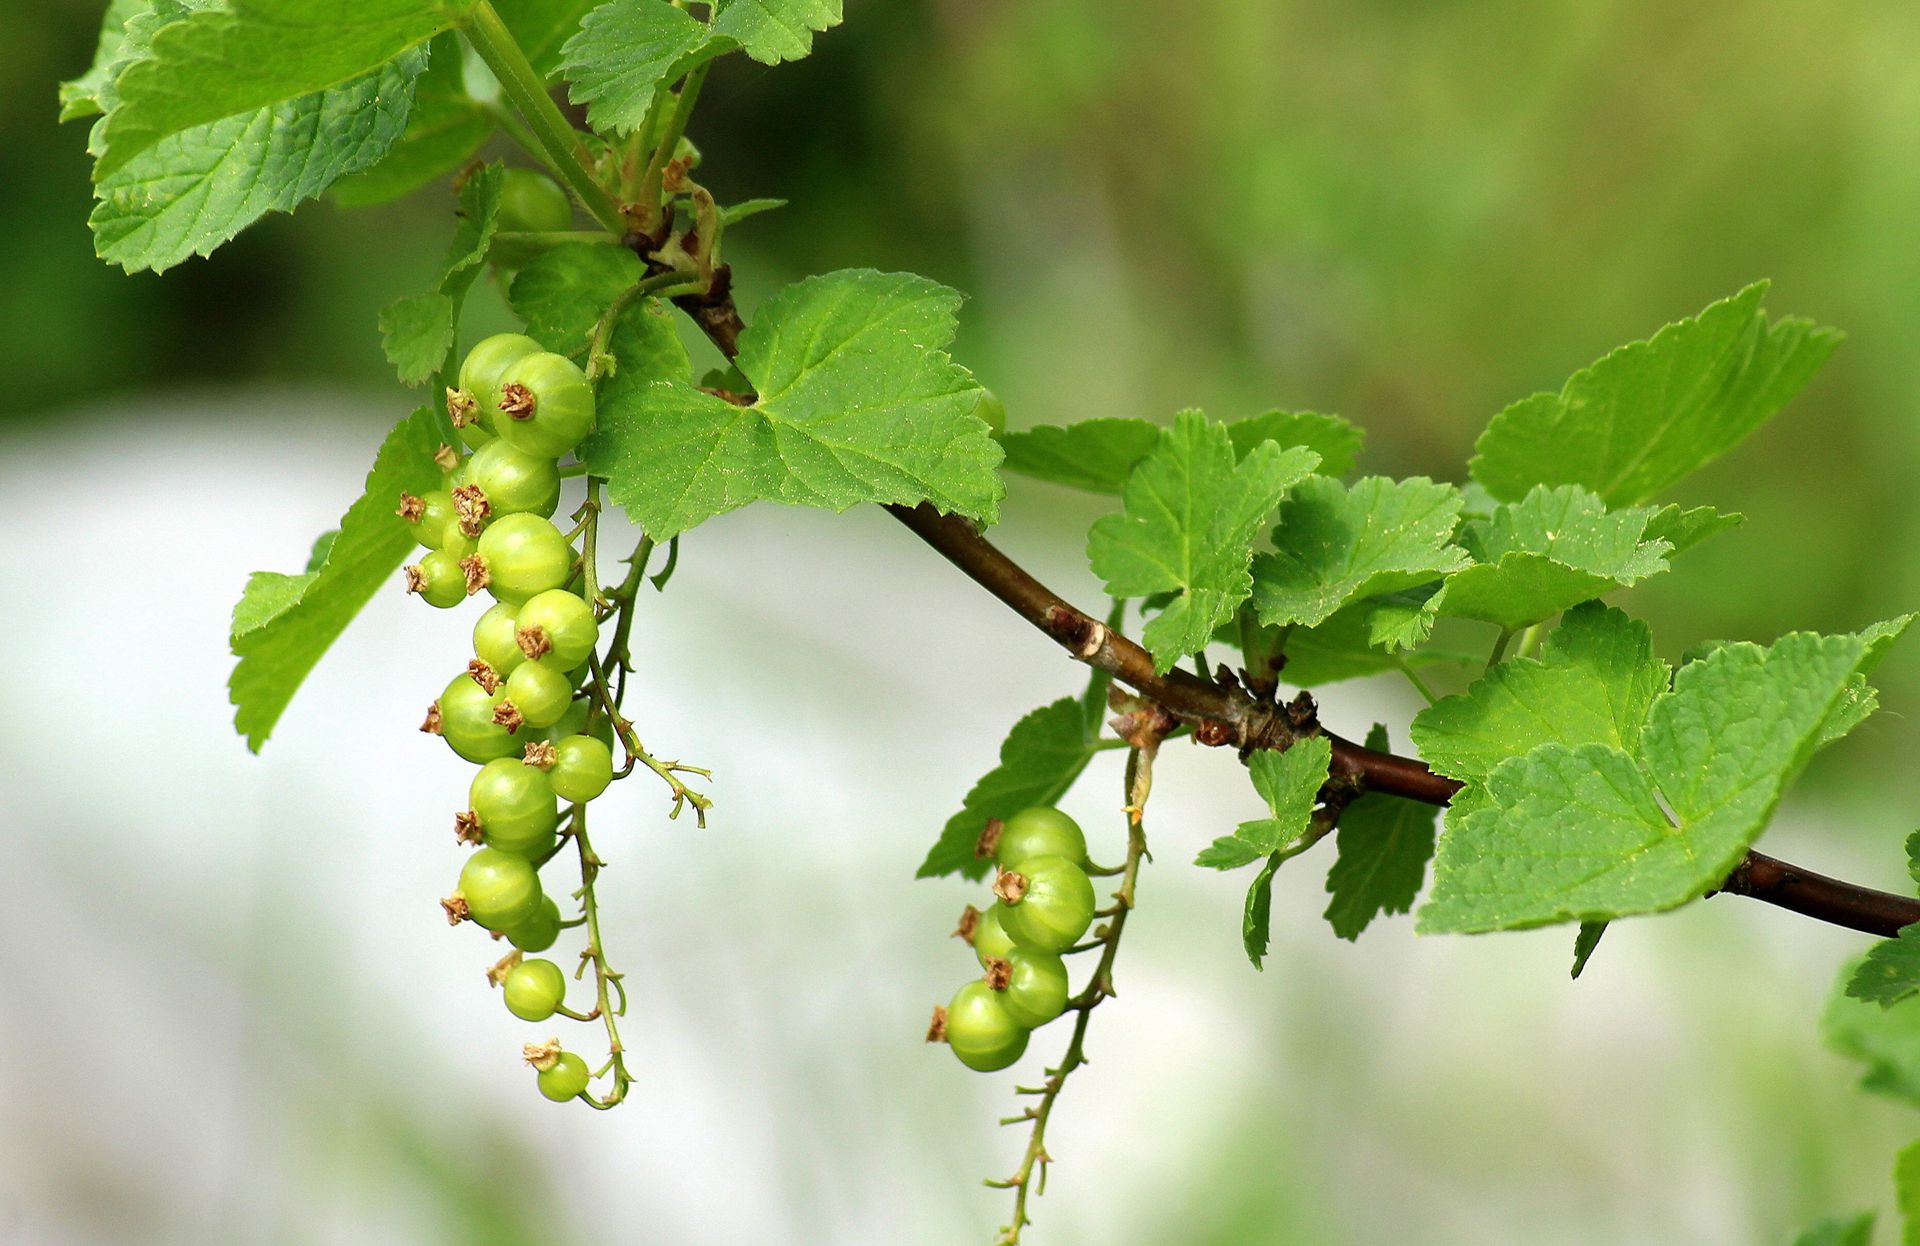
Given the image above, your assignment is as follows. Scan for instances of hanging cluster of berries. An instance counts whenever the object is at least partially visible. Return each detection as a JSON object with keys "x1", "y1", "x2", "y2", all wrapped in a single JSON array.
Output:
[
  {"x1": 401, "y1": 332, "x2": 616, "y2": 1103},
  {"x1": 932, "y1": 807, "x2": 1099, "y2": 1071}
]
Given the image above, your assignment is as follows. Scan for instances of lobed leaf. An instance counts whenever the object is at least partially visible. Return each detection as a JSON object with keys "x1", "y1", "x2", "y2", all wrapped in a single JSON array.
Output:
[
  {"x1": 1849, "y1": 926, "x2": 1920, "y2": 1009},
  {"x1": 507, "y1": 242, "x2": 647, "y2": 354},
  {"x1": 1250, "y1": 475, "x2": 1468, "y2": 630},
  {"x1": 710, "y1": 0, "x2": 841, "y2": 64},
  {"x1": 561, "y1": 0, "x2": 732, "y2": 133},
  {"x1": 1323, "y1": 727, "x2": 1438, "y2": 940},
  {"x1": 1195, "y1": 738, "x2": 1332, "y2": 868},
  {"x1": 331, "y1": 32, "x2": 493, "y2": 207}
]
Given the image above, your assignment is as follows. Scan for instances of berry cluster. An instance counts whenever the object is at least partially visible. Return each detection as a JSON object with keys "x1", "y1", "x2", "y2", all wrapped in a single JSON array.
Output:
[
  {"x1": 932, "y1": 807, "x2": 1098, "y2": 1071},
  {"x1": 400, "y1": 331, "x2": 616, "y2": 1104}
]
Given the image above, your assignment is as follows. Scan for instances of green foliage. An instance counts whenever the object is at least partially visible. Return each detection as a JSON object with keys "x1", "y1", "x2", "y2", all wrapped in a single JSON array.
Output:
[
  {"x1": 585, "y1": 269, "x2": 1001, "y2": 540},
  {"x1": 1828, "y1": 954, "x2": 1920, "y2": 1108},
  {"x1": 1249, "y1": 475, "x2": 1468, "y2": 630},
  {"x1": 709, "y1": 0, "x2": 842, "y2": 64},
  {"x1": 229, "y1": 407, "x2": 446, "y2": 750},
  {"x1": 1470, "y1": 283, "x2": 1840, "y2": 506},
  {"x1": 999, "y1": 418, "x2": 1162, "y2": 493},
  {"x1": 1323, "y1": 727, "x2": 1438, "y2": 940},
  {"x1": 1089, "y1": 412, "x2": 1319, "y2": 672},
  {"x1": 561, "y1": 0, "x2": 730, "y2": 133},
  {"x1": 1850, "y1": 927, "x2": 1920, "y2": 1009},
  {"x1": 377, "y1": 163, "x2": 502, "y2": 385},
  {"x1": 332, "y1": 33, "x2": 495, "y2": 207},
  {"x1": 1793, "y1": 1214, "x2": 1877, "y2": 1246},
  {"x1": 507, "y1": 242, "x2": 644, "y2": 352},
  {"x1": 1195, "y1": 738, "x2": 1331, "y2": 869}
]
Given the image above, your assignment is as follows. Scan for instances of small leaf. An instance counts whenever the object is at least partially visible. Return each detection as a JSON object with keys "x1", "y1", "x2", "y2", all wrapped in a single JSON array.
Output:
[
  {"x1": 1225, "y1": 410, "x2": 1364, "y2": 477},
  {"x1": 1849, "y1": 926, "x2": 1920, "y2": 1009},
  {"x1": 1242, "y1": 854, "x2": 1282, "y2": 970},
  {"x1": 710, "y1": 0, "x2": 842, "y2": 64},
  {"x1": 1644, "y1": 503, "x2": 1743, "y2": 557},
  {"x1": 1194, "y1": 738, "x2": 1332, "y2": 868},
  {"x1": 1000, "y1": 418, "x2": 1161, "y2": 494},
  {"x1": 508, "y1": 242, "x2": 647, "y2": 354},
  {"x1": 1324, "y1": 775, "x2": 1439, "y2": 941},
  {"x1": 378, "y1": 292, "x2": 455, "y2": 386},
  {"x1": 560, "y1": 0, "x2": 733, "y2": 134},
  {"x1": 331, "y1": 32, "x2": 494, "y2": 208},
  {"x1": 1570, "y1": 920, "x2": 1607, "y2": 979},
  {"x1": 1250, "y1": 475, "x2": 1469, "y2": 630},
  {"x1": 917, "y1": 698, "x2": 1102, "y2": 880}
]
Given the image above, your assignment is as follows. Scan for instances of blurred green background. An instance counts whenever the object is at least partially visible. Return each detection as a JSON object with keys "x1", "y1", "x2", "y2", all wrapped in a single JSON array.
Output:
[{"x1": 8, "y1": 1, "x2": 1920, "y2": 1242}]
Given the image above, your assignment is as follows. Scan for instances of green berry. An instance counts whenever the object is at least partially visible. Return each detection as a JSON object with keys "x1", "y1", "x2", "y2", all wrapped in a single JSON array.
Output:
[
  {"x1": 503, "y1": 660, "x2": 573, "y2": 730},
  {"x1": 536, "y1": 1050, "x2": 590, "y2": 1101},
  {"x1": 504, "y1": 895, "x2": 563, "y2": 953},
  {"x1": 498, "y1": 168, "x2": 574, "y2": 234},
  {"x1": 996, "y1": 947, "x2": 1069, "y2": 1029},
  {"x1": 405, "y1": 550, "x2": 467, "y2": 608},
  {"x1": 996, "y1": 807, "x2": 1087, "y2": 871},
  {"x1": 457, "y1": 847, "x2": 542, "y2": 931},
  {"x1": 469, "y1": 759, "x2": 559, "y2": 855},
  {"x1": 998, "y1": 855, "x2": 1095, "y2": 954},
  {"x1": 496, "y1": 351, "x2": 595, "y2": 458},
  {"x1": 972, "y1": 903, "x2": 1017, "y2": 969},
  {"x1": 502, "y1": 957, "x2": 568, "y2": 1021},
  {"x1": 433, "y1": 672, "x2": 521, "y2": 763},
  {"x1": 549, "y1": 734, "x2": 614, "y2": 803},
  {"x1": 944, "y1": 981, "x2": 1027, "y2": 1072},
  {"x1": 544, "y1": 699, "x2": 614, "y2": 747},
  {"x1": 474, "y1": 514, "x2": 574, "y2": 605},
  {"x1": 440, "y1": 519, "x2": 479, "y2": 562},
  {"x1": 403, "y1": 489, "x2": 459, "y2": 549},
  {"x1": 515, "y1": 588, "x2": 599, "y2": 670},
  {"x1": 456, "y1": 333, "x2": 543, "y2": 448},
  {"x1": 466, "y1": 439, "x2": 561, "y2": 520},
  {"x1": 473, "y1": 602, "x2": 526, "y2": 677}
]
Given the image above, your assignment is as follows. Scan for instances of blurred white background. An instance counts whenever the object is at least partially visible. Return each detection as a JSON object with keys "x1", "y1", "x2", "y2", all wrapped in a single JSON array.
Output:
[{"x1": 1, "y1": 390, "x2": 1913, "y2": 1246}]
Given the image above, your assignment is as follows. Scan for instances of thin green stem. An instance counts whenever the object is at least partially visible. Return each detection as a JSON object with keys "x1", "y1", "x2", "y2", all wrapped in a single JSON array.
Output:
[
  {"x1": 1487, "y1": 627, "x2": 1515, "y2": 667},
  {"x1": 463, "y1": 1, "x2": 624, "y2": 232},
  {"x1": 584, "y1": 271, "x2": 706, "y2": 378},
  {"x1": 568, "y1": 800, "x2": 635, "y2": 1109},
  {"x1": 635, "y1": 62, "x2": 710, "y2": 232}
]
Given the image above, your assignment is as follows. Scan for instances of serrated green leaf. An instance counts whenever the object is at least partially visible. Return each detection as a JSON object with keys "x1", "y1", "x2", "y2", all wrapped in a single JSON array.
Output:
[
  {"x1": 1324, "y1": 781, "x2": 1438, "y2": 940},
  {"x1": 1570, "y1": 920, "x2": 1608, "y2": 978},
  {"x1": 1242, "y1": 853, "x2": 1282, "y2": 970},
  {"x1": 1430, "y1": 485, "x2": 1671, "y2": 631},
  {"x1": 1470, "y1": 283, "x2": 1840, "y2": 506},
  {"x1": 1091, "y1": 412, "x2": 1319, "y2": 673},
  {"x1": 1365, "y1": 586, "x2": 1442, "y2": 653},
  {"x1": 230, "y1": 407, "x2": 445, "y2": 751},
  {"x1": 1225, "y1": 410, "x2": 1363, "y2": 478},
  {"x1": 90, "y1": 49, "x2": 425, "y2": 274},
  {"x1": 507, "y1": 242, "x2": 645, "y2": 353},
  {"x1": 94, "y1": 0, "x2": 457, "y2": 181},
  {"x1": 60, "y1": 0, "x2": 155, "y2": 121},
  {"x1": 999, "y1": 418, "x2": 1160, "y2": 494},
  {"x1": 332, "y1": 32, "x2": 493, "y2": 208},
  {"x1": 1409, "y1": 603, "x2": 1668, "y2": 783},
  {"x1": 710, "y1": 0, "x2": 840, "y2": 64},
  {"x1": 1279, "y1": 602, "x2": 1479, "y2": 687},
  {"x1": 561, "y1": 0, "x2": 731, "y2": 133},
  {"x1": 1195, "y1": 738, "x2": 1331, "y2": 868},
  {"x1": 1827, "y1": 956, "x2": 1920, "y2": 1109},
  {"x1": 585, "y1": 269, "x2": 1000, "y2": 540},
  {"x1": 1644, "y1": 503, "x2": 1743, "y2": 556},
  {"x1": 1850, "y1": 927, "x2": 1920, "y2": 1009},
  {"x1": 917, "y1": 698, "x2": 1101, "y2": 881},
  {"x1": 1250, "y1": 475, "x2": 1469, "y2": 630},
  {"x1": 379, "y1": 293, "x2": 456, "y2": 385},
  {"x1": 1793, "y1": 1213, "x2": 1877, "y2": 1246},
  {"x1": 492, "y1": 0, "x2": 600, "y2": 74},
  {"x1": 1421, "y1": 627, "x2": 1889, "y2": 933}
]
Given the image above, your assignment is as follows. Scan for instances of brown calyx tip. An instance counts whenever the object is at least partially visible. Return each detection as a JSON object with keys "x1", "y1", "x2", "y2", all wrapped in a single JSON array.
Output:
[
  {"x1": 1193, "y1": 719, "x2": 1234, "y2": 748},
  {"x1": 451, "y1": 483, "x2": 491, "y2": 537},
  {"x1": 975, "y1": 817, "x2": 1004, "y2": 859},
  {"x1": 523, "y1": 740, "x2": 558, "y2": 770},
  {"x1": 454, "y1": 810, "x2": 484, "y2": 845},
  {"x1": 467, "y1": 659, "x2": 502, "y2": 694},
  {"x1": 516, "y1": 624, "x2": 553, "y2": 661},
  {"x1": 492, "y1": 700, "x2": 526, "y2": 733},
  {"x1": 523, "y1": 1038, "x2": 562, "y2": 1070},
  {"x1": 402, "y1": 564, "x2": 426, "y2": 594},
  {"x1": 446, "y1": 387, "x2": 479, "y2": 427},
  {"x1": 498, "y1": 382, "x2": 536, "y2": 420},
  {"x1": 992, "y1": 868, "x2": 1029, "y2": 906},
  {"x1": 433, "y1": 443, "x2": 461, "y2": 474},
  {"x1": 459, "y1": 554, "x2": 490, "y2": 595},
  {"x1": 420, "y1": 701, "x2": 444, "y2": 734},
  {"x1": 440, "y1": 893, "x2": 470, "y2": 925},
  {"x1": 952, "y1": 904, "x2": 982, "y2": 944},
  {"x1": 397, "y1": 491, "x2": 425, "y2": 523},
  {"x1": 925, "y1": 1005, "x2": 949, "y2": 1044},
  {"x1": 486, "y1": 950, "x2": 523, "y2": 988},
  {"x1": 983, "y1": 957, "x2": 1012, "y2": 991}
]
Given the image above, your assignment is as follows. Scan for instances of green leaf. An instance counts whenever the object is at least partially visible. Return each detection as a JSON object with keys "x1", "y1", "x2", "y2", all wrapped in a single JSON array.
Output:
[
  {"x1": 1421, "y1": 626, "x2": 1890, "y2": 933},
  {"x1": 999, "y1": 418, "x2": 1161, "y2": 494},
  {"x1": 710, "y1": 0, "x2": 841, "y2": 64},
  {"x1": 1899, "y1": 1139, "x2": 1920, "y2": 1246},
  {"x1": 492, "y1": 0, "x2": 600, "y2": 74},
  {"x1": 1644, "y1": 503, "x2": 1743, "y2": 556},
  {"x1": 1430, "y1": 485, "x2": 1671, "y2": 631},
  {"x1": 1570, "y1": 920, "x2": 1607, "y2": 978},
  {"x1": 561, "y1": 0, "x2": 731, "y2": 133},
  {"x1": 720, "y1": 197, "x2": 787, "y2": 226},
  {"x1": 507, "y1": 242, "x2": 645, "y2": 353},
  {"x1": 1908, "y1": 831, "x2": 1920, "y2": 891},
  {"x1": 94, "y1": 0, "x2": 457, "y2": 181},
  {"x1": 332, "y1": 32, "x2": 493, "y2": 208},
  {"x1": 1090, "y1": 412, "x2": 1319, "y2": 673},
  {"x1": 1323, "y1": 731, "x2": 1439, "y2": 940},
  {"x1": 917, "y1": 698, "x2": 1102, "y2": 881},
  {"x1": 90, "y1": 49, "x2": 426, "y2": 274},
  {"x1": 1226, "y1": 410, "x2": 1364, "y2": 478},
  {"x1": 1470, "y1": 283, "x2": 1840, "y2": 506},
  {"x1": 1409, "y1": 603, "x2": 1668, "y2": 784},
  {"x1": 379, "y1": 293, "x2": 456, "y2": 385},
  {"x1": 1792, "y1": 1214, "x2": 1876, "y2": 1246},
  {"x1": 1827, "y1": 960, "x2": 1920, "y2": 1108},
  {"x1": 1242, "y1": 853, "x2": 1282, "y2": 970},
  {"x1": 60, "y1": 0, "x2": 156, "y2": 121},
  {"x1": 585, "y1": 269, "x2": 1000, "y2": 540},
  {"x1": 1250, "y1": 475, "x2": 1469, "y2": 630},
  {"x1": 1279, "y1": 603, "x2": 1479, "y2": 687},
  {"x1": 1194, "y1": 738, "x2": 1332, "y2": 868},
  {"x1": 230, "y1": 407, "x2": 445, "y2": 751},
  {"x1": 1849, "y1": 927, "x2": 1920, "y2": 1009}
]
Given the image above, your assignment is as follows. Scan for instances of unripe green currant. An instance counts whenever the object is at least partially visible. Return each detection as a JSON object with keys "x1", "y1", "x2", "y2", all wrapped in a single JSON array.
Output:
[
  {"x1": 473, "y1": 602, "x2": 526, "y2": 677},
  {"x1": 496, "y1": 351, "x2": 595, "y2": 458},
  {"x1": 504, "y1": 894, "x2": 563, "y2": 953},
  {"x1": 432, "y1": 672, "x2": 521, "y2": 763},
  {"x1": 503, "y1": 660, "x2": 573, "y2": 730},
  {"x1": 515, "y1": 588, "x2": 599, "y2": 669},
  {"x1": 548, "y1": 734, "x2": 614, "y2": 803},
  {"x1": 535, "y1": 1050, "x2": 591, "y2": 1101},
  {"x1": 457, "y1": 847, "x2": 543, "y2": 931},
  {"x1": 995, "y1": 855, "x2": 1096, "y2": 954},
  {"x1": 995, "y1": 807, "x2": 1088, "y2": 871},
  {"x1": 502, "y1": 957, "x2": 569, "y2": 1021},
  {"x1": 468, "y1": 759, "x2": 559, "y2": 855},
  {"x1": 498, "y1": 168, "x2": 574, "y2": 234},
  {"x1": 972, "y1": 902, "x2": 1017, "y2": 969},
  {"x1": 994, "y1": 947, "x2": 1070, "y2": 1029},
  {"x1": 470, "y1": 514, "x2": 574, "y2": 605},
  {"x1": 453, "y1": 333, "x2": 543, "y2": 449},
  {"x1": 543, "y1": 698, "x2": 615, "y2": 747},
  {"x1": 398, "y1": 489, "x2": 459, "y2": 549},
  {"x1": 941, "y1": 981, "x2": 1028, "y2": 1072},
  {"x1": 466, "y1": 439, "x2": 562, "y2": 520},
  {"x1": 404, "y1": 550, "x2": 467, "y2": 608}
]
